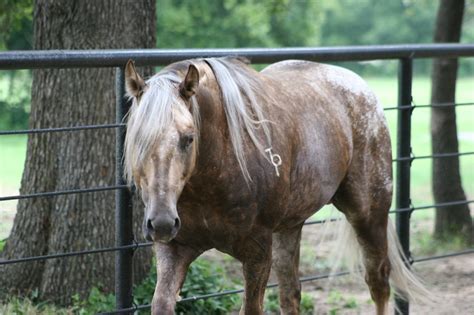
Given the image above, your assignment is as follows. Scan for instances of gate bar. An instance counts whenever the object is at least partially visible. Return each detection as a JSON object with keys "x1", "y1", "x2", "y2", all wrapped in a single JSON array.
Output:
[
  {"x1": 395, "y1": 57, "x2": 413, "y2": 315},
  {"x1": 1, "y1": 44, "x2": 474, "y2": 70},
  {"x1": 115, "y1": 66, "x2": 134, "y2": 313}
]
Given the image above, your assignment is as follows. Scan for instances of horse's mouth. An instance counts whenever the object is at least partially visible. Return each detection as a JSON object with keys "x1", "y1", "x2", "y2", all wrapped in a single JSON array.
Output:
[
  {"x1": 154, "y1": 231, "x2": 178, "y2": 244},
  {"x1": 145, "y1": 227, "x2": 179, "y2": 244}
]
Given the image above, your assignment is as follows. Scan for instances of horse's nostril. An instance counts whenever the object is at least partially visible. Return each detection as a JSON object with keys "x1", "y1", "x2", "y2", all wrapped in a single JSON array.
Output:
[
  {"x1": 147, "y1": 219, "x2": 154, "y2": 231},
  {"x1": 174, "y1": 218, "x2": 181, "y2": 229}
]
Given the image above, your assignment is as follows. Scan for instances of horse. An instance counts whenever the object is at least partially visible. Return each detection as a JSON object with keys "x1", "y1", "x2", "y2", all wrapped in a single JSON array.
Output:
[{"x1": 123, "y1": 57, "x2": 430, "y2": 315}]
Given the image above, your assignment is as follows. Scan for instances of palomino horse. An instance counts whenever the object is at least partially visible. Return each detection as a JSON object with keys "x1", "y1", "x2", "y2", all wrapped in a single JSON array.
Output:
[{"x1": 123, "y1": 57, "x2": 430, "y2": 314}]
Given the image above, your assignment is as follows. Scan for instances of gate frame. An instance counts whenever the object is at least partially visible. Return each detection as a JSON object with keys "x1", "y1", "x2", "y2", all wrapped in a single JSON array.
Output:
[{"x1": 1, "y1": 44, "x2": 473, "y2": 314}]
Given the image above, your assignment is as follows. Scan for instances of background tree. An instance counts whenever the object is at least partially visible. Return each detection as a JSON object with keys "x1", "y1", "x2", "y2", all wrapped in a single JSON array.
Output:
[
  {"x1": 2, "y1": 0, "x2": 472, "y2": 133},
  {"x1": 431, "y1": 0, "x2": 472, "y2": 244},
  {"x1": 155, "y1": 0, "x2": 321, "y2": 48},
  {"x1": 0, "y1": 0, "x2": 156, "y2": 304}
]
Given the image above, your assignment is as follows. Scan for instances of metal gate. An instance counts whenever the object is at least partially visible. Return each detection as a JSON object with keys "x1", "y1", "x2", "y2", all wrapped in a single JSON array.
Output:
[{"x1": 1, "y1": 44, "x2": 473, "y2": 314}]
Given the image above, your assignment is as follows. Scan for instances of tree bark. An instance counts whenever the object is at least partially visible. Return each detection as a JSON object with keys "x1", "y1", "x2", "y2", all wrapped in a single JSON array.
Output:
[
  {"x1": 0, "y1": 0, "x2": 156, "y2": 304},
  {"x1": 431, "y1": 0, "x2": 472, "y2": 243}
]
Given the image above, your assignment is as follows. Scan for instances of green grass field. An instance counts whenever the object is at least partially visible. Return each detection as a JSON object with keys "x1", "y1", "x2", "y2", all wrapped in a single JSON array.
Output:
[
  {"x1": 367, "y1": 76, "x2": 474, "y2": 214},
  {"x1": 0, "y1": 76, "x2": 473, "y2": 216},
  {"x1": 0, "y1": 135, "x2": 26, "y2": 188}
]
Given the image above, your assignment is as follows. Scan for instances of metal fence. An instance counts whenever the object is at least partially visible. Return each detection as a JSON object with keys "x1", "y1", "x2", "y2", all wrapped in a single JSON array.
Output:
[{"x1": 0, "y1": 44, "x2": 473, "y2": 315}]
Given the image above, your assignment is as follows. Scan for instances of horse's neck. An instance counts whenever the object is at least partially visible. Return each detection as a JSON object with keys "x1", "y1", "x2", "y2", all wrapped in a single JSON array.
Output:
[
  {"x1": 195, "y1": 84, "x2": 231, "y2": 173},
  {"x1": 189, "y1": 82, "x2": 253, "y2": 188}
]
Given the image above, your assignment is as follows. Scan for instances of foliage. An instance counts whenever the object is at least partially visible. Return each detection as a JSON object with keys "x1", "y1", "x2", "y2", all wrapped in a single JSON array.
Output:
[
  {"x1": 175, "y1": 258, "x2": 240, "y2": 314},
  {"x1": 0, "y1": 71, "x2": 31, "y2": 130},
  {"x1": 1, "y1": 0, "x2": 473, "y2": 75},
  {"x1": 264, "y1": 289, "x2": 314, "y2": 314},
  {"x1": 156, "y1": 0, "x2": 321, "y2": 48},
  {"x1": 411, "y1": 228, "x2": 468, "y2": 256},
  {"x1": 71, "y1": 286, "x2": 115, "y2": 315},
  {"x1": 0, "y1": 0, "x2": 33, "y2": 50},
  {"x1": 0, "y1": 258, "x2": 238, "y2": 313},
  {"x1": 155, "y1": 0, "x2": 473, "y2": 75},
  {"x1": 318, "y1": 0, "x2": 437, "y2": 75},
  {"x1": 71, "y1": 258, "x2": 239, "y2": 314},
  {"x1": 319, "y1": 0, "x2": 438, "y2": 46},
  {"x1": 300, "y1": 292, "x2": 315, "y2": 314},
  {"x1": 327, "y1": 289, "x2": 359, "y2": 314},
  {"x1": 1, "y1": 0, "x2": 473, "y2": 132},
  {"x1": 3, "y1": 0, "x2": 473, "y2": 54},
  {"x1": 264, "y1": 289, "x2": 280, "y2": 313},
  {"x1": 0, "y1": 296, "x2": 74, "y2": 315},
  {"x1": 0, "y1": 239, "x2": 5, "y2": 252}
]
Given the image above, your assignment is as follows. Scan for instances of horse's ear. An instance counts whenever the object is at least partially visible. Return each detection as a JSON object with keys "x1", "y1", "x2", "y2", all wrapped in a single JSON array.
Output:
[
  {"x1": 125, "y1": 60, "x2": 145, "y2": 99},
  {"x1": 179, "y1": 64, "x2": 199, "y2": 99}
]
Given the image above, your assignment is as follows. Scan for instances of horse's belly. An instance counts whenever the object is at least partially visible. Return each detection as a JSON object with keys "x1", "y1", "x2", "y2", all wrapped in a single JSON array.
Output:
[
  {"x1": 280, "y1": 176, "x2": 340, "y2": 229},
  {"x1": 278, "y1": 129, "x2": 352, "y2": 227}
]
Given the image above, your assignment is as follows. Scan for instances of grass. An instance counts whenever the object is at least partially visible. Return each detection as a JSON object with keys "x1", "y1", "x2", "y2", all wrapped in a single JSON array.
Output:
[
  {"x1": 366, "y1": 76, "x2": 474, "y2": 220},
  {"x1": 264, "y1": 289, "x2": 314, "y2": 314},
  {"x1": 0, "y1": 135, "x2": 27, "y2": 188},
  {"x1": 411, "y1": 227, "x2": 468, "y2": 257},
  {"x1": 327, "y1": 289, "x2": 359, "y2": 314},
  {"x1": 0, "y1": 297, "x2": 75, "y2": 315},
  {"x1": 0, "y1": 257, "x2": 240, "y2": 314}
]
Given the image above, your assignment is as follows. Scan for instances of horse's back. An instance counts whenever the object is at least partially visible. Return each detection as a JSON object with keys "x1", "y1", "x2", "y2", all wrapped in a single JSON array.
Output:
[
  {"x1": 262, "y1": 60, "x2": 383, "y2": 117},
  {"x1": 262, "y1": 59, "x2": 389, "y2": 151}
]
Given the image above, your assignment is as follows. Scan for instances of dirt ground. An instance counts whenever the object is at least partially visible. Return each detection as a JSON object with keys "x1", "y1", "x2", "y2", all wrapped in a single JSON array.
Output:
[
  {"x1": 203, "y1": 219, "x2": 474, "y2": 315},
  {"x1": 298, "y1": 221, "x2": 474, "y2": 315},
  {"x1": 300, "y1": 255, "x2": 474, "y2": 315},
  {"x1": 0, "y1": 187, "x2": 16, "y2": 240}
]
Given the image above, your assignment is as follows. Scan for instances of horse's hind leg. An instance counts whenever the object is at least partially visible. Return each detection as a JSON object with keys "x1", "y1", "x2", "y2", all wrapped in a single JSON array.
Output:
[
  {"x1": 332, "y1": 160, "x2": 392, "y2": 315},
  {"x1": 272, "y1": 225, "x2": 303, "y2": 315},
  {"x1": 345, "y1": 211, "x2": 391, "y2": 315}
]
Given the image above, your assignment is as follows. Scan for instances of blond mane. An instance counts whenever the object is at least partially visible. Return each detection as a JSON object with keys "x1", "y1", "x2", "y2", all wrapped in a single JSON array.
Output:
[{"x1": 124, "y1": 57, "x2": 272, "y2": 185}]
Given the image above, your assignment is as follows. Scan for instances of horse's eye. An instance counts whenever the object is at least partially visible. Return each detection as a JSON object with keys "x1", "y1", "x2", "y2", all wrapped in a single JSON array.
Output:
[{"x1": 179, "y1": 134, "x2": 194, "y2": 151}]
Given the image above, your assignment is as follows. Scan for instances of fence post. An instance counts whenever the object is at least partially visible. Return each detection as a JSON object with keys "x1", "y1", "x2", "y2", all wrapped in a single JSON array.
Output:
[
  {"x1": 395, "y1": 57, "x2": 413, "y2": 315},
  {"x1": 115, "y1": 66, "x2": 134, "y2": 313}
]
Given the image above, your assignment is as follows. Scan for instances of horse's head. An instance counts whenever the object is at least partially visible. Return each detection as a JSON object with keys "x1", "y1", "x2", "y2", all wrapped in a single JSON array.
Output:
[{"x1": 124, "y1": 60, "x2": 200, "y2": 243}]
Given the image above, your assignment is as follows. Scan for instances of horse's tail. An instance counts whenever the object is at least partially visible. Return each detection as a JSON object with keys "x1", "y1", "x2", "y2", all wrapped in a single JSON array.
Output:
[
  {"x1": 327, "y1": 215, "x2": 435, "y2": 305},
  {"x1": 385, "y1": 219, "x2": 434, "y2": 304}
]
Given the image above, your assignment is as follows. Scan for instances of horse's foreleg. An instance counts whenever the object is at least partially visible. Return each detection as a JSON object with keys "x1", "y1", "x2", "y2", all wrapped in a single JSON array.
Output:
[
  {"x1": 240, "y1": 257, "x2": 272, "y2": 315},
  {"x1": 237, "y1": 233, "x2": 272, "y2": 315},
  {"x1": 152, "y1": 242, "x2": 201, "y2": 315},
  {"x1": 272, "y1": 225, "x2": 303, "y2": 315}
]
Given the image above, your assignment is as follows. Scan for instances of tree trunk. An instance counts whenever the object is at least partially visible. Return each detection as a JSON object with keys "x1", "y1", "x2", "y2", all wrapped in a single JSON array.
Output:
[
  {"x1": 0, "y1": 0, "x2": 156, "y2": 304},
  {"x1": 431, "y1": 0, "x2": 472, "y2": 243}
]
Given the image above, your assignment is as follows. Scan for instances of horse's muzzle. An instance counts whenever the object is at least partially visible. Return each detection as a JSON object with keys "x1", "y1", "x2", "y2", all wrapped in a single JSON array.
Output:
[{"x1": 143, "y1": 213, "x2": 181, "y2": 243}]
